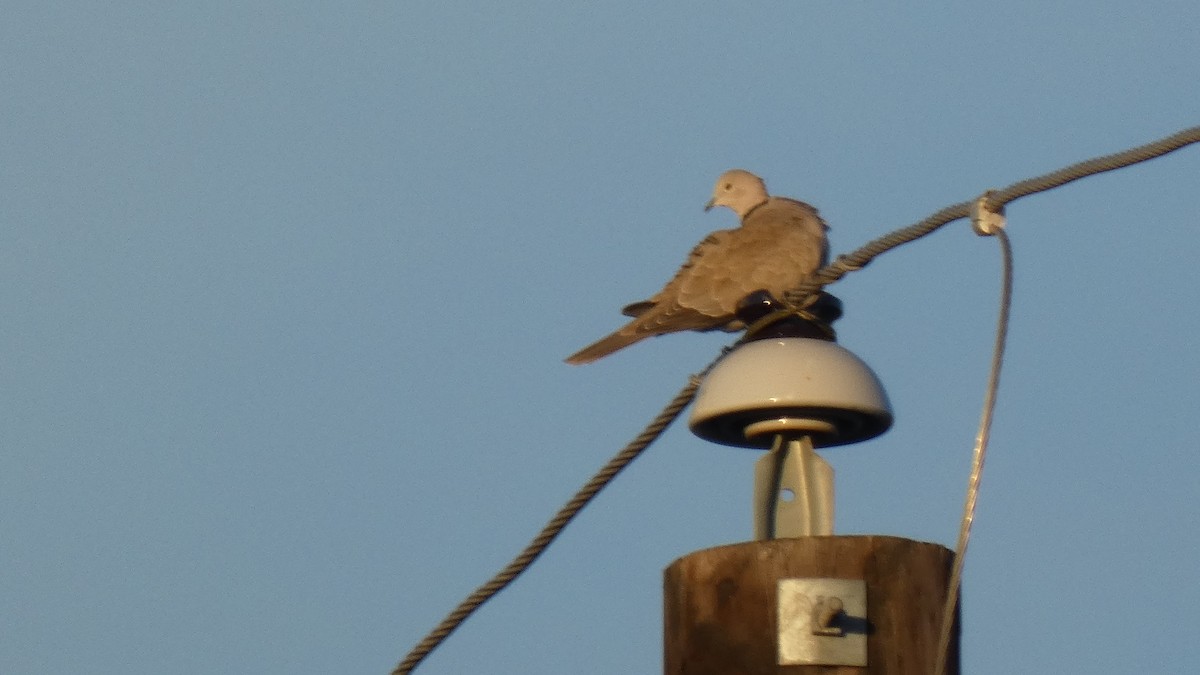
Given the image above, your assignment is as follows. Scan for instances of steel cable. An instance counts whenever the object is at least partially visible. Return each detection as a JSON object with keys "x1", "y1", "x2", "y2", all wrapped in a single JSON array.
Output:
[
  {"x1": 393, "y1": 366, "x2": 715, "y2": 674},
  {"x1": 933, "y1": 226, "x2": 1013, "y2": 675}
]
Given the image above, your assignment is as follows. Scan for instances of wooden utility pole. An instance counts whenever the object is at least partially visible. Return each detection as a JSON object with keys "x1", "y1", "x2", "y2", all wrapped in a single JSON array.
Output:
[{"x1": 664, "y1": 536, "x2": 957, "y2": 674}]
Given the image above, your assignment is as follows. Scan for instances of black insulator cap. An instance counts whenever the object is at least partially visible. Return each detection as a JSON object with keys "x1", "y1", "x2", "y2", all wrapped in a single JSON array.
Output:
[{"x1": 735, "y1": 290, "x2": 842, "y2": 342}]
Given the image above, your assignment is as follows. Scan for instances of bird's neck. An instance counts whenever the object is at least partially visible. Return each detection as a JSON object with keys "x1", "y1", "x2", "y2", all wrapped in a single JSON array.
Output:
[{"x1": 739, "y1": 198, "x2": 771, "y2": 219}]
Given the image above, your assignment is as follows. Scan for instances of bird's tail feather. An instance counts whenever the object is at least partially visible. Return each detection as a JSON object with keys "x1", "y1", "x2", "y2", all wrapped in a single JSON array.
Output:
[{"x1": 564, "y1": 329, "x2": 645, "y2": 365}]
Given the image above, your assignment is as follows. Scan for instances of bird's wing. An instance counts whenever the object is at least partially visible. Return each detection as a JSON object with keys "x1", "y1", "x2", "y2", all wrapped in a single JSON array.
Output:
[
  {"x1": 627, "y1": 229, "x2": 742, "y2": 333},
  {"x1": 736, "y1": 197, "x2": 829, "y2": 294},
  {"x1": 621, "y1": 200, "x2": 828, "y2": 334},
  {"x1": 565, "y1": 197, "x2": 829, "y2": 364}
]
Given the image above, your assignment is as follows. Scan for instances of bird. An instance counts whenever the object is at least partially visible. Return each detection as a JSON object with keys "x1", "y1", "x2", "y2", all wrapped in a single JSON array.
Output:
[{"x1": 565, "y1": 169, "x2": 829, "y2": 364}]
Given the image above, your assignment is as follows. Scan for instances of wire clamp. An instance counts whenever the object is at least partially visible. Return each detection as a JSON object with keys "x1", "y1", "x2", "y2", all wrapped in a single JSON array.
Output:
[{"x1": 971, "y1": 190, "x2": 1006, "y2": 236}]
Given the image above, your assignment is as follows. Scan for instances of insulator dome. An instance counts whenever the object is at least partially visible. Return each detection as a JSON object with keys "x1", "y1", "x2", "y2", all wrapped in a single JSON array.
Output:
[{"x1": 689, "y1": 338, "x2": 892, "y2": 449}]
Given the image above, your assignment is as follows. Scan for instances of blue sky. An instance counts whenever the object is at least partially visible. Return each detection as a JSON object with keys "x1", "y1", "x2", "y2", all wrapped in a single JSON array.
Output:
[{"x1": 3, "y1": 2, "x2": 1199, "y2": 673}]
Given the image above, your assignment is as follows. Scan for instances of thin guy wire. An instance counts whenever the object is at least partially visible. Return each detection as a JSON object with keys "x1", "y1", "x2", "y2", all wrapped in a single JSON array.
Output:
[
  {"x1": 392, "y1": 363, "x2": 715, "y2": 675},
  {"x1": 933, "y1": 228, "x2": 1014, "y2": 675},
  {"x1": 394, "y1": 124, "x2": 1200, "y2": 674}
]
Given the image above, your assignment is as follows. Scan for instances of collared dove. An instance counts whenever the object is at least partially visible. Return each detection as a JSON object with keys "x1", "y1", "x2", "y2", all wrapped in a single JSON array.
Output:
[{"x1": 565, "y1": 169, "x2": 828, "y2": 365}]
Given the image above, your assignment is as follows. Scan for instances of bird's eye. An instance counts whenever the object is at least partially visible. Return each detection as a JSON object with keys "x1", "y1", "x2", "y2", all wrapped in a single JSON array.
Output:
[{"x1": 723, "y1": 183, "x2": 733, "y2": 190}]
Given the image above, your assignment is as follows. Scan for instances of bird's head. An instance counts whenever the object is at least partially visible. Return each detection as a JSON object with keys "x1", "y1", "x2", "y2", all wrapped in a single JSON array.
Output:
[{"x1": 704, "y1": 169, "x2": 769, "y2": 218}]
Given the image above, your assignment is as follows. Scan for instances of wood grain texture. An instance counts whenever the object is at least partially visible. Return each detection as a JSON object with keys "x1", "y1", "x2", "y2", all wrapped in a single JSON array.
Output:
[{"x1": 663, "y1": 536, "x2": 958, "y2": 675}]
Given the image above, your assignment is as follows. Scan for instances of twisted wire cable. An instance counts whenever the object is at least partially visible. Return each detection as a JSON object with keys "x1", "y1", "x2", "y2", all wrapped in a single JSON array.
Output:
[
  {"x1": 786, "y1": 125, "x2": 1200, "y2": 306},
  {"x1": 393, "y1": 365, "x2": 714, "y2": 674}
]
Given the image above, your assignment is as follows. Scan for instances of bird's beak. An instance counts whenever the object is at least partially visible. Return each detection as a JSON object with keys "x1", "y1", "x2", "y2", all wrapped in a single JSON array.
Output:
[{"x1": 703, "y1": 198, "x2": 715, "y2": 212}]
